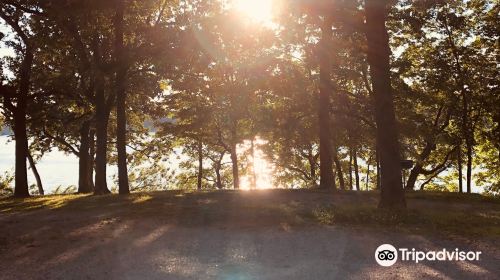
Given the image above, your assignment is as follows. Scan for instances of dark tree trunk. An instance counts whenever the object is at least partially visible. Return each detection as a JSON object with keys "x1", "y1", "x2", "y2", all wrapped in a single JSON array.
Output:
[
  {"x1": 318, "y1": 16, "x2": 335, "y2": 189},
  {"x1": 215, "y1": 166, "x2": 222, "y2": 189},
  {"x1": 230, "y1": 144, "x2": 239, "y2": 189},
  {"x1": 458, "y1": 145, "x2": 463, "y2": 193},
  {"x1": 366, "y1": 159, "x2": 371, "y2": 191},
  {"x1": 365, "y1": 0, "x2": 405, "y2": 209},
  {"x1": 333, "y1": 149, "x2": 345, "y2": 190},
  {"x1": 406, "y1": 141, "x2": 435, "y2": 190},
  {"x1": 13, "y1": 107, "x2": 29, "y2": 197},
  {"x1": 353, "y1": 148, "x2": 360, "y2": 191},
  {"x1": 376, "y1": 148, "x2": 381, "y2": 189},
  {"x1": 115, "y1": 0, "x2": 129, "y2": 195},
  {"x1": 0, "y1": 9, "x2": 33, "y2": 198},
  {"x1": 78, "y1": 121, "x2": 93, "y2": 193},
  {"x1": 27, "y1": 151, "x2": 43, "y2": 195},
  {"x1": 215, "y1": 151, "x2": 224, "y2": 189},
  {"x1": 308, "y1": 152, "x2": 317, "y2": 186},
  {"x1": 88, "y1": 129, "x2": 95, "y2": 191},
  {"x1": 12, "y1": 52, "x2": 33, "y2": 198},
  {"x1": 197, "y1": 139, "x2": 203, "y2": 191},
  {"x1": 348, "y1": 149, "x2": 353, "y2": 190},
  {"x1": 406, "y1": 165, "x2": 421, "y2": 191},
  {"x1": 94, "y1": 70, "x2": 111, "y2": 195},
  {"x1": 466, "y1": 142, "x2": 472, "y2": 193}
]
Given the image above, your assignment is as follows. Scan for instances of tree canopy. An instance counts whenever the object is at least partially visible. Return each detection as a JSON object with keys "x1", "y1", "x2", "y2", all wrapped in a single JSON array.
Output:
[{"x1": 0, "y1": 0, "x2": 498, "y2": 209}]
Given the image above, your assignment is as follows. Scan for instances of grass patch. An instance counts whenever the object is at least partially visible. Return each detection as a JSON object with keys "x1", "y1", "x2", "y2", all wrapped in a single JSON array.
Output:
[
  {"x1": 1, "y1": 190, "x2": 499, "y2": 237},
  {"x1": 312, "y1": 204, "x2": 500, "y2": 237},
  {"x1": 0, "y1": 194, "x2": 88, "y2": 212},
  {"x1": 406, "y1": 191, "x2": 500, "y2": 204}
]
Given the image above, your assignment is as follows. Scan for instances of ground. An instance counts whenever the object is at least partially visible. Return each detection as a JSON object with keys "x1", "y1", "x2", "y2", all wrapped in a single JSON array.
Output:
[{"x1": 0, "y1": 190, "x2": 499, "y2": 279}]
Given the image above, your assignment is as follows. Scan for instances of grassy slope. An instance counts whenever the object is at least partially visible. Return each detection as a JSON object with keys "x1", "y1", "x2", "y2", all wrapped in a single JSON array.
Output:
[{"x1": 1, "y1": 189, "x2": 499, "y2": 237}]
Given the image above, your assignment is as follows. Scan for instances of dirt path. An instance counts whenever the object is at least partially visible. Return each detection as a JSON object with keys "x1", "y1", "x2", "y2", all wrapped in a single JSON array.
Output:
[{"x1": 0, "y1": 190, "x2": 499, "y2": 279}]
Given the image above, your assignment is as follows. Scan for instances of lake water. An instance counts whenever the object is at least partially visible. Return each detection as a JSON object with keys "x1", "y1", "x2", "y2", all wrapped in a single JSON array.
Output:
[{"x1": 0, "y1": 136, "x2": 116, "y2": 193}]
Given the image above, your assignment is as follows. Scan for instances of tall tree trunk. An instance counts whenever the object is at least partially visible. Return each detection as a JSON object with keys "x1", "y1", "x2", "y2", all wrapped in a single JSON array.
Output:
[
  {"x1": 197, "y1": 139, "x2": 203, "y2": 191},
  {"x1": 466, "y1": 142, "x2": 472, "y2": 193},
  {"x1": 250, "y1": 138, "x2": 257, "y2": 189},
  {"x1": 115, "y1": 0, "x2": 129, "y2": 195},
  {"x1": 230, "y1": 144, "x2": 239, "y2": 189},
  {"x1": 366, "y1": 159, "x2": 371, "y2": 191},
  {"x1": 353, "y1": 148, "x2": 360, "y2": 191},
  {"x1": 365, "y1": 0, "x2": 405, "y2": 209},
  {"x1": 318, "y1": 16, "x2": 335, "y2": 189},
  {"x1": 457, "y1": 144, "x2": 463, "y2": 193},
  {"x1": 333, "y1": 149, "x2": 345, "y2": 190},
  {"x1": 376, "y1": 148, "x2": 381, "y2": 189},
  {"x1": 308, "y1": 152, "x2": 317, "y2": 186},
  {"x1": 88, "y1": 128, "x2": 95, "y2": 191},
  {"x1": 78, "y1": 121, "x2": 92, "y2": 193},
  {"x1": 443, "y1": 15, "x2": 474, "y2": 195},
  {"x1": 1, "y1": 9, "x2": 33, "y2": 198},
  {"x1": 12, "y1": 53, "x2": 33, "y2": 198},
  {"x1": 27, "y1": 151, "x2": 43, "y2": 195},
  {"x1": 348, "y1": 149, "x2": 353, "y2": 190},
  {"x1": 94, "y1": 69, "x2": 111, "y2": 195},
  {"x1": 13, "y1": 107, "x2": 29, "y2": 197}
]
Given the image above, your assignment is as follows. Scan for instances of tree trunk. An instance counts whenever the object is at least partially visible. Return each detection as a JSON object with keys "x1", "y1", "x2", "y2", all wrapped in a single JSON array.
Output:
[
  {"x1": 318, "y1": 16, "x2": 335, "y2": 189},
  {"x1": 94, "y1": 69, "x2": 111, "y2": 195},
  {"x1": 353, "y1": 148, "x2": 360, "y2": 191},
  {"x1": 197, "y1": 139, "x2": 203, "y2": 191},
  {"x1": 13, "y1": 107, "x2": 30, "y2": 198},
  {"x1": 333, "y1": 149, "x2": 345, "y2": 190},
  {"x1": 230, "y1": 144, "x2": 239, "y2": 189},
  {"x1": 215, "y1": 151, "x2": 224, "y2": 189},
  {"x1": 366, "y1": 160, "x2": 371, "y2": 191},
  {"x1": 215, "y1": 166, "x2": 222, "y2": 189},
  {"x1": 115, "y1": 0, "x2": 130, "y2": 195},
  {"x1": 458, "y1": 144, "x2": 463, "y2": 193},
  {"x1": 376, "y1": 148, "x2": 381, "y2": 189},
  {"x1": 308, "y1": 152, "x2": 317, "y2": 186},
  {"x1": 12, "y1": 45, "x2": 33, "y2": 198},
  {"x1": 348, "y1": 149, "x2": 353, "y2": 190},
  {"x1": 466, "y1": 141, "x2": 472, "y2": 193},
  {"x1": 78, "y1": 121, "x2": 93, "y2": 193},
  {"x1": 27, "y1": 151, "x2": 43, "y2": 195},
  {"x1": 88, "y1": 128, "x2": 95, "y2": 191},
  {"x1": 365, "y1": 0, "x2": 405, "y2": 209},
  {"x1": 1, "y1": 12, "x2": 33, "y2": 198},
  {"x1": 406, "y1": 164, "x2": 421, "y2": 191}
]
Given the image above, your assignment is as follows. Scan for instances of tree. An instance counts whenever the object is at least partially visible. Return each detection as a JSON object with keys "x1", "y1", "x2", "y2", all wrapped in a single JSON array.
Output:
[
  {"x1": 114, "y1": 0, "x2": 130, "y2": 194},
  {"x1": 365, "y1": 0, "x2": 405, "y2": 209},
  {"x1": 0, "y1": 2, "x2": 38, "y2": 197}
]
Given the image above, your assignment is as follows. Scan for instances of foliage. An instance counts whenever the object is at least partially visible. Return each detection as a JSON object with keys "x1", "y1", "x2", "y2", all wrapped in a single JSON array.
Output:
[{"x1": 0, "y1": 171, "x2": 14, "y2": 196}]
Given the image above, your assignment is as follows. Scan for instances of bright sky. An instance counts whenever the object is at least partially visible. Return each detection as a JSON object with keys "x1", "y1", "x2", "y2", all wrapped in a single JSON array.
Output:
[{"x1": 231, "y1": 0, "x2": 278, "y2": 28}]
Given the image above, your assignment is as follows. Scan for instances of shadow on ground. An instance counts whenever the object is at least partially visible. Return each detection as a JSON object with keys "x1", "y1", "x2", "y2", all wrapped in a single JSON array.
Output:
[{"x1": 0, "y1": 190, "x2": 499, "y2": 279}]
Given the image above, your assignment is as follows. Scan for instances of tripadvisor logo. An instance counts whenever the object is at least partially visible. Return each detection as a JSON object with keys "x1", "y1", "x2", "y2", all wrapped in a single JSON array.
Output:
[
  {"x1": 375, "y1": 244, "x2": 482, "y2": 267},
  {"x1": 375, "y1": 244, "x2": 398, "y2": 266}
]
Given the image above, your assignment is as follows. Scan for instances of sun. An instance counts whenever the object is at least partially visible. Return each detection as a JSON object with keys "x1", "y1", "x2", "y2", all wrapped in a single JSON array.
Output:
[
  {"x1": 232, "y1": 0, "x2": 275, "y2": 26},
  {"x1": 239, "y1": 137, "x2": 277, "y2": 190}
]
